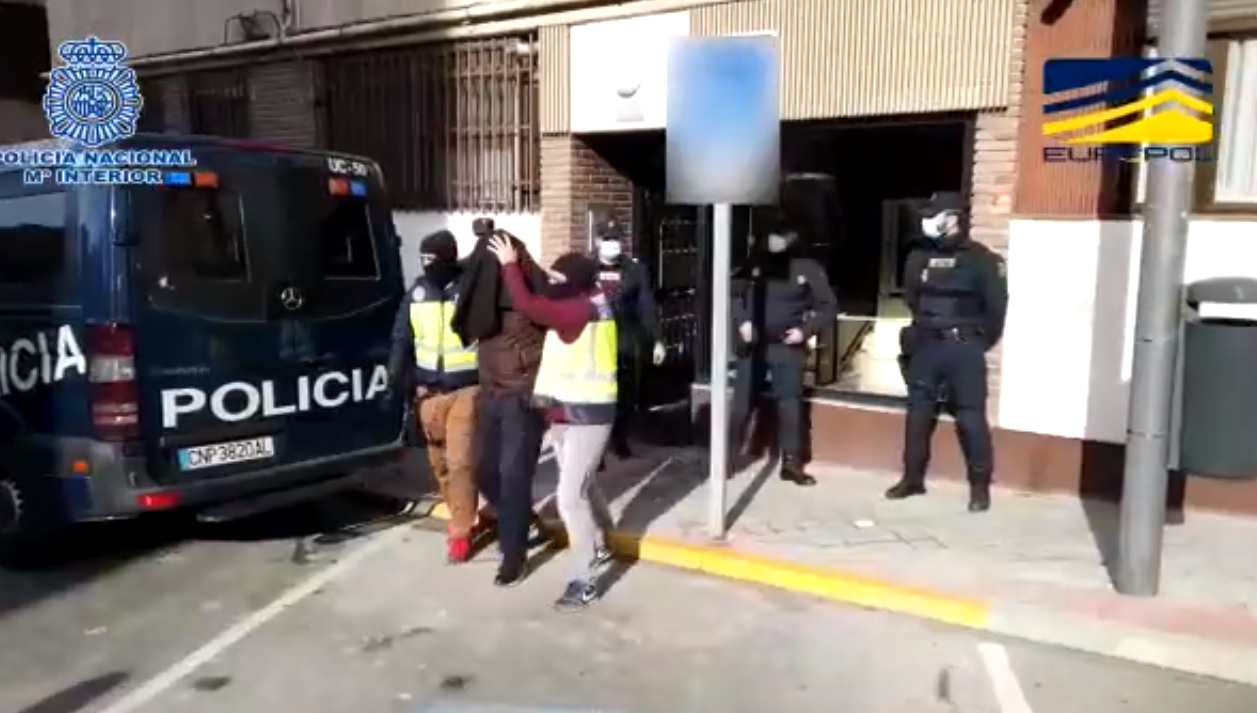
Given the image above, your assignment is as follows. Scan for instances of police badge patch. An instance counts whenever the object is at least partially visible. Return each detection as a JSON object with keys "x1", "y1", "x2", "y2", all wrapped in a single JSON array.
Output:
[
  {"x1": 43, "y1": 37, "x2": 144, "y2": 149},
  {"x1": 412, "y1": 285, "x2": 426, "y2": 301}
]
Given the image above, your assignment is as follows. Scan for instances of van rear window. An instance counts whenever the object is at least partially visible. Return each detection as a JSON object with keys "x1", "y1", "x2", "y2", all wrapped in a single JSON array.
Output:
[
  {"x1": 315, "y1": 195, "x2": 378, "y2": 280},
  {"x1": 148, "y1": 187, "x2": 249, "y2": 283},
  {"x1": 282, "y1": 169, "x2": 379, "y2": 281},
  {"x1": 0, "y1": 191, "x2": 67, "y2": 286},
  {"x1": 132, "y1": 157, "x2": 393, "y2": 322}
]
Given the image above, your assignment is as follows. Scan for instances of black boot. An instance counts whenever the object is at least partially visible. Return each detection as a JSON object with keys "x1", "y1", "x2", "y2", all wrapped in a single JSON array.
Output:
[
  {"x1": 780, "y1": 457, "x2": 817, "y2": 486},
  {"x1": 885, "y1": 478, "x2": 926, "y2": 500},
  {"x1": 610, "y1": 435, "x2": 633, "y2": 460},
  {"x1": 968, "y1": 481, "x2": 991, "y2": 512}
]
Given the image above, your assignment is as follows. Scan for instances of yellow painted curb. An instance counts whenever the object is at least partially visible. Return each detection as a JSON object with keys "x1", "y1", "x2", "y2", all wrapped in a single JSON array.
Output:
[{"x1": 423, "y1": 501, "x2": 989, "y2": 629}]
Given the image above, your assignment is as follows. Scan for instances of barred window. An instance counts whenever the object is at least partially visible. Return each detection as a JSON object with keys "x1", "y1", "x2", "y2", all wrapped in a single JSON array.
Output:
[
  {"x1": 187, "y1": 69, "x2": 251, "y2": 138},
  {"x1": 321, "y1": 36, "x2": 540, "y2": 213},
  {"x1": 137, "y1": 79, "x2": 166, "y2": 133}
]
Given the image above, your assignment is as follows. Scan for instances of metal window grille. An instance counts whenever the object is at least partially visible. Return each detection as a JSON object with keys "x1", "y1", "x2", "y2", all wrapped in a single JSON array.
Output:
[
  {"x1": 136, "y1": 79, "x2": 166, "y2": 132},
  {"x1": 320, "y1": 35, "x2": 540, "y2": 212},
  {"x1": 186, "y1": 69, "x2": 251, "y2": 137}
]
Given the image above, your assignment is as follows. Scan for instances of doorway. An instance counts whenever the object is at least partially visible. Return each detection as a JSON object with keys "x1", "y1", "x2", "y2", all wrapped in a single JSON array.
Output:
[
  {"x1": 581, "y1": 131, "x2": 702, "y2": 409},
  {"x1": 580, "y1": 116, "x2": 973, "y2": 403},
  {"x1": 722, "y1": 117, "x2": 973, "y2": 399}
]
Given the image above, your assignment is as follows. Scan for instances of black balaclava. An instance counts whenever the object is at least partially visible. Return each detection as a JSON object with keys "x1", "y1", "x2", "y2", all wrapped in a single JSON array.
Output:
[
  {"x1": 751, "y1": 209, "x2": 798, "y2": 280},
  {"x1": 420, "y1": 230, "x2": 459, "y2": 288},
  {"x1": 545, "y1": 252, "x2": 599, "y2": 300}
]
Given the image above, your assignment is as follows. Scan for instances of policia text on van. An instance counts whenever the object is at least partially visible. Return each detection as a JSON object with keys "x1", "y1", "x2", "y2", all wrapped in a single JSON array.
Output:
[{"x1": 0, "y1": 135, "x2": 409, "y2": 558}]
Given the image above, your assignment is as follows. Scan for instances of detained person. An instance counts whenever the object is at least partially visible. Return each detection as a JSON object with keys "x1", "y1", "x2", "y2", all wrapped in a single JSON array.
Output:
[{"x1": 486, "y1": 234, "x2": 617, "y2": 612}]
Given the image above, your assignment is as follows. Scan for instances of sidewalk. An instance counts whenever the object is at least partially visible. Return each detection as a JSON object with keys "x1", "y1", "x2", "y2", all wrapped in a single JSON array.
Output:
[{"x1": 425, "y1": 445, "x2": 1257, "y2": 685}]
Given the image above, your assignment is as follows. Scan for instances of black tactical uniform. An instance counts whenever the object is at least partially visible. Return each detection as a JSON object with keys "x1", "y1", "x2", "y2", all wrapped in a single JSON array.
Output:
[
  {"x1": 887, "y1": 192, "x2": 1008, "y2": 512},
  {"x1": 729, "y1": 227, "x2": 838, "y2": 486},
  {"x1": 593, "y1": 220, "x2": 661, "y2": 459}
]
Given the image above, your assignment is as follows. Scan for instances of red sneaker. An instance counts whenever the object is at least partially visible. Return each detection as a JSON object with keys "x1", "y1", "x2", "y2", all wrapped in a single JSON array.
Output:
[{"x1": 446, "y1": 535, "x2": 472, "y2": 564}]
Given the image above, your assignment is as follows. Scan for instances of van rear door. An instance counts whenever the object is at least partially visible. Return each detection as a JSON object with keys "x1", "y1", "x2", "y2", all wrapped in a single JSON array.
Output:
[{"x1": 128, "y1": 149, "x2": 403, "y2": 484}]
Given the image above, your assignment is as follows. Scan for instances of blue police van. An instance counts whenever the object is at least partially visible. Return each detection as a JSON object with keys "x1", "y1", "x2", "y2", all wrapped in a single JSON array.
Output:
[{"x1": 0, "y1": 134, "x2": 408, "y2": 558}]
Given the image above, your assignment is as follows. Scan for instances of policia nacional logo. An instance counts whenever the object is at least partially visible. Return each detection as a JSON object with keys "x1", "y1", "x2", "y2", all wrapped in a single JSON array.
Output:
[{"x1": 42, "y1": 36, "x2": 144, "y2": 149}]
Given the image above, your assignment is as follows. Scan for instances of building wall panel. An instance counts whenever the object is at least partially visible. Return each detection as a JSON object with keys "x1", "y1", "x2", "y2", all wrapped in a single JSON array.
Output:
[
  {"x1": 1146, "y1": 0, "x2": 1257, "y2": 36},
  {"x1": 539, "y1": 23, "x2": 570, "y2": 135},
  {"x1": 690, "y1": 0, "x2": 1017, "y2": 119},
  {"x1": 45, "y1": 0, "x2": 595, "y2": 59},
  {"x1": 1014, "y1": 0, "x2": 1147, "y2": 217}
]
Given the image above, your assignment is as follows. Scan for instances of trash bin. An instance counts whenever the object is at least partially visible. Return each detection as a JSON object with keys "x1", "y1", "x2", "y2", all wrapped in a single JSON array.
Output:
[{"x1": 1178, "y1": 277, "x2": 1257, "y2": 479}]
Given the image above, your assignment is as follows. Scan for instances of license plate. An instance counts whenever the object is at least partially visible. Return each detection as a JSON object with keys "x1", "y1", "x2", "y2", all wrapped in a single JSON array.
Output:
[{"x1": 178, "y1": 437, "x2": 275, "y2": 471}]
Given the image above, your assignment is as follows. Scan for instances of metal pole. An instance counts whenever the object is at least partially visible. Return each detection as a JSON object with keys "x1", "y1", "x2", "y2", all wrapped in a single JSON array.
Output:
[
  {"x1": 707, "y1": 203, "x2": 732, "y2": 540},
  {"x1": 1117, "y1": 0, "x2": 1208, "y2": 596}
]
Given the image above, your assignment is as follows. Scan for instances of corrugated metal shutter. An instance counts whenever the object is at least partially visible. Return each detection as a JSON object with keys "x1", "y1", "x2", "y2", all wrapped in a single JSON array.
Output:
[
  {"x1": 1147, "y1": 0, "x2": 1257, "y2": 36},
  {"x1": 149, "y1": 76, "x2": 190, "y2": 133},
  {"x1": 247, "y1": 60, "x2": 321, "y2": 149},
  {"x1": 691, "y1": 0, "x2": 1016, "y2": 119}
]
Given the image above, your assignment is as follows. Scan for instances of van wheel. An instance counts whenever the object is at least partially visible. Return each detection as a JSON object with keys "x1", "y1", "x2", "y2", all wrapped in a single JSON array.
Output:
[{"x1": 0, "y1": 477, "x2": 64, "y2": 568}]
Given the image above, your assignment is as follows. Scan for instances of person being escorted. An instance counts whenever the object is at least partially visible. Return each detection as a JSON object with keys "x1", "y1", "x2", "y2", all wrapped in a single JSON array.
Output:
[
  {"x1": 886, "y1": 191, "x2": 1008, "y2": 512},
  {"x1": 591, "y1": 219, "x2": 665, "y2": 459},
  {"x1": 487, "y1": 234, "x2": 616, "y2": 611},
  {"x1": 729, "y1": 218, "x2": 837, "y2": 486},
  {"x1": 388, "y1": 231, "x2": 482, "y2": 562},
  {"x1": 451, "y1": 218, "x2": 553, "y2": 587}
]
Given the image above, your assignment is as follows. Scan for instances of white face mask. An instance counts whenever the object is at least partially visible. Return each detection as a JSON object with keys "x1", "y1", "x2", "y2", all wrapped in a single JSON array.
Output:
[
  {"x1": 920, "y1": 211, "x2": 953, "y2": 239},
  {"x1": 598, "y1": 240, "x2": 622, "y2": 263},
  {"x1": 766, "y1": 233, "x2": 791, "y2": 253}
]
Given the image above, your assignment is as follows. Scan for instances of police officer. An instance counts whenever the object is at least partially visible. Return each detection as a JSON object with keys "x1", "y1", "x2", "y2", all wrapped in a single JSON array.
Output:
[
  {"x1": 729, "y1": 219, "x2": 837, "y2": 486},
  {"x1": 886, "y1": 192, "x2": 1008, "y2": 512},
  {"x1": 388, "y1": 230, "x2": 482, "y2": 563},
  {"x1": 592, "y1": 219, "x2": 664, "y2": 459}
]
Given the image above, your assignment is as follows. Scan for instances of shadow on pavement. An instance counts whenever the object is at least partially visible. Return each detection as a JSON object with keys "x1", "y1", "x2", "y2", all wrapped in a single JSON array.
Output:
[
  {"x1": 0, "y1": 471, "x2": 422, "y2": 624},
  {"x1": 15, "y1": 671, "x2": 129, "y2": 713}
]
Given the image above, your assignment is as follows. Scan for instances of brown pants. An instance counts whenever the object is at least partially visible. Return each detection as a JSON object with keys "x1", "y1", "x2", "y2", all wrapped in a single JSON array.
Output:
[{"x1": 417, "y1": 385, "x2": 479, "y2": 537}]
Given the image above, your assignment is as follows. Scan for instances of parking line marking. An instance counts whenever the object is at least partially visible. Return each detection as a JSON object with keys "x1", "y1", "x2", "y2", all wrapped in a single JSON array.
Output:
[
  {"x1": 978, "y1": 642, "x2": 1035, "y2": 713},
  {"x1": 96, "y1": 447, "x2": 559, "y2": 713},
  {"x1": 94, "y1": 524, "x2": 408, "y2": 713}
]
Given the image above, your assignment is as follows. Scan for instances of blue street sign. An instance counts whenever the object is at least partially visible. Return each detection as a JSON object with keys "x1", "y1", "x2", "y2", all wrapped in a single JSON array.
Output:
[{"x1": 666, "y1": 35, "x2": 780, "y2": 205}]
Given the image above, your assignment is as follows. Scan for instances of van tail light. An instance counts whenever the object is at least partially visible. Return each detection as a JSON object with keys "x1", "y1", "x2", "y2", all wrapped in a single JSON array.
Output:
[{"x1": 88, "y1": 324, "x2": 140, "y2": 442}]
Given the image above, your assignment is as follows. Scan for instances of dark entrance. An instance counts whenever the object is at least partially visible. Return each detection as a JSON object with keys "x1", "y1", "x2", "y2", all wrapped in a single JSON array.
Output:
[{"x1": 581, "y1": 131, "x2": 704, "y2": 410}]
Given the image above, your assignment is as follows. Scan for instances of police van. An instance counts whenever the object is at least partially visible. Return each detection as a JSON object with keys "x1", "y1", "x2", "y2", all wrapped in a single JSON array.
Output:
[{"x1": 0, "y1": 134, "x2": 408, "y2": 557}]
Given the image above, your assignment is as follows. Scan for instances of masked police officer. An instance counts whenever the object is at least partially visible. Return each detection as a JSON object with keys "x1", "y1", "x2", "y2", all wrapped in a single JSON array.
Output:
[
  {"x1": 593, "y1": 219, "x2": 664, "y2": 459},
  {"x1": 886, "y1": 192, "x2": 1008, "y2": 512},
  {"x1": 729, "y1": 218, "x2": 837, "y2": 486},
  {"x1": 388, "y1": 230, "x2": 482, "y2": 562}
]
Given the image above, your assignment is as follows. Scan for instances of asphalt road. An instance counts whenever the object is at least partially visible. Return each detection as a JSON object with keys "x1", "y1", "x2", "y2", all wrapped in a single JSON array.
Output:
[
  {"x1": 0, "y1": 491, "x2": 413, "y2": 713},
  {"x1": 4, "y1": 508, "x2": 1255, "y2": 713}
]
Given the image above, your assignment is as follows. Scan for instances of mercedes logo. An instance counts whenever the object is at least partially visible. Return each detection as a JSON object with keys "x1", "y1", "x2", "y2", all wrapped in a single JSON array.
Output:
[{"x1": 279, "y1": 287, "x2": 304, "y2": 311}]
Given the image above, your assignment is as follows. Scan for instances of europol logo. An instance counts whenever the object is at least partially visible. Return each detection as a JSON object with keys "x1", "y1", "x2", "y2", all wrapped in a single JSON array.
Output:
[
  {"x1": 42, "y1": 36, "x2": 144, "y2": 149},
  {"x1": 1040, "y1": 56, "x2": 1214, "y2": 163}
]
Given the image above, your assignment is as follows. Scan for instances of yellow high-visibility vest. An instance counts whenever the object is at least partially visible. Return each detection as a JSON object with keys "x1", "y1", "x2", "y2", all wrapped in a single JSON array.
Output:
[
  {"x1": 409, "y1": 281, "x2": 477, "y2": 380},
  {"x1": 533, "y1": 293, "x2": 618, "y2": 424}
]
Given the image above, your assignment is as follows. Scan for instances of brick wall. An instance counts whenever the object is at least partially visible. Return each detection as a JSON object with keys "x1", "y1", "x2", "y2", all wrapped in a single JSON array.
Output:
[
  {"x1": 1014, "y1": 0, "x2": 1146, "y2": 217},
  {"x1": 969, "y1": 0, "x2": 1029, "y2": 425},
  {"x1": 538, "y1": 134, "x2": 633, "y2": 266}
]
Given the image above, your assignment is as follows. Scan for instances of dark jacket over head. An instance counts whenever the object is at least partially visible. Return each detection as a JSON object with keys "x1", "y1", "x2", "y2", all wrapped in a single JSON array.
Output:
[{"x1": 450, "y1": 222, "x2": 551, "y2": 393}]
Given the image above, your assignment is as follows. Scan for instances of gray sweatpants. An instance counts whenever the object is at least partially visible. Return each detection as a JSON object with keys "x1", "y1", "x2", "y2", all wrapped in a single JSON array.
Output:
[{"x1": 550, "y1": 423, "x2": 615, "y2": 582}]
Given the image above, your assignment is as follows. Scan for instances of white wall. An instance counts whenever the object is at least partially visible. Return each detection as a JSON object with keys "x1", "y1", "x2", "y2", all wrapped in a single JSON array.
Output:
[
  {"x1": 569, "y1": 11, "x2": 690, "y2": 133},
  {"x1": 998, "y1": 218, "x2": 1257, "y2": 443},
  {"x1": 391, "y1": 211, "x2": 540, "y2": 285}
]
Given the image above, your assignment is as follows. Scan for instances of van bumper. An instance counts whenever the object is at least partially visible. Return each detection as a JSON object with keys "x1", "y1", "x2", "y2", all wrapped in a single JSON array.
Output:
[{"x1": 62, "y1": 439, "x2": 408, "y2": 521}]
